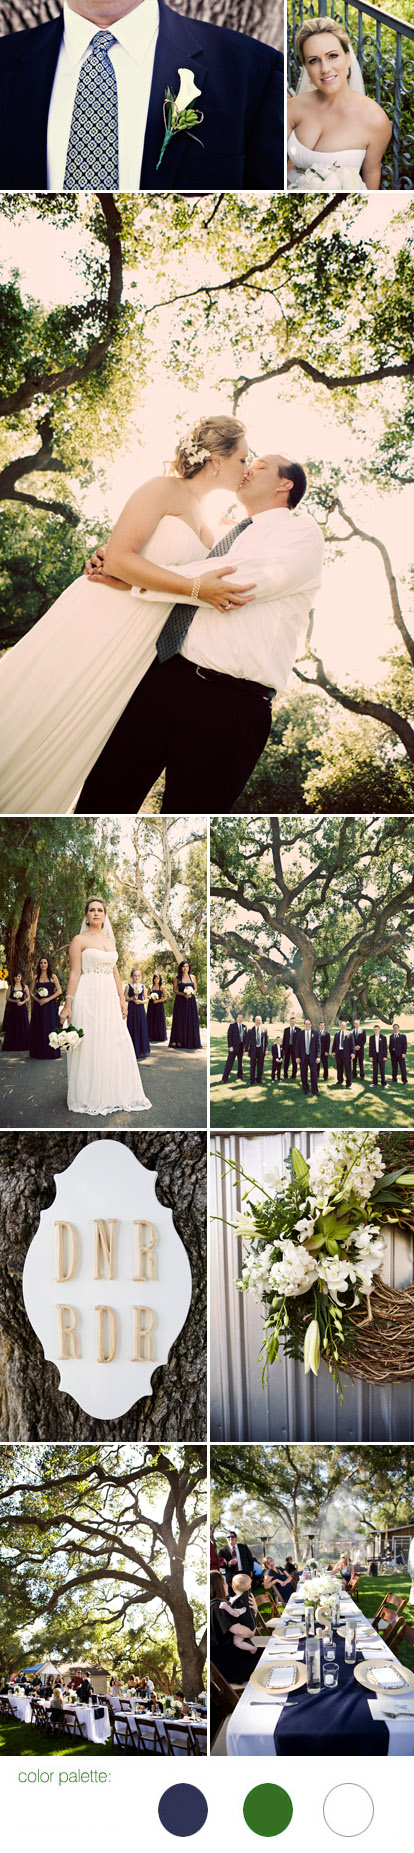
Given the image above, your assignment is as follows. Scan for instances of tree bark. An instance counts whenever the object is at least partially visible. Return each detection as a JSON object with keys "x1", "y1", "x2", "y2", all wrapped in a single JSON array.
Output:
[
  {"x1": 0, "y1": 1130, "x2": 206, "y2": 1441},
  {"x1": 168, "y1": 1570, "x2": 205, "y2": 1696}
]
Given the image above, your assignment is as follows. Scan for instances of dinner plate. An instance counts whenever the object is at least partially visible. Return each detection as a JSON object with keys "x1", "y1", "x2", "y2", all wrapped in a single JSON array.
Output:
[
  {"x1": 354, "y1": 1660, "x2": 414, "y2": 1692},
  {"x1": 336, "y1": 1625, "x2": 377, "y2": 1640},
  {"x1": 250, "y1": 1659, "x2": 307, "y2": 1699}
]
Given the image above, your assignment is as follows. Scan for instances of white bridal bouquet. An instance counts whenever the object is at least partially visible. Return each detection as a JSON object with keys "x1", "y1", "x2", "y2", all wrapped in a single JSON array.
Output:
[
  {"x1": 220, "y1": 1131, "x2": 414, "y2": 1396},
  {"x1": 49, "y1": 1026, "x2": 84, "y2": 1051}
]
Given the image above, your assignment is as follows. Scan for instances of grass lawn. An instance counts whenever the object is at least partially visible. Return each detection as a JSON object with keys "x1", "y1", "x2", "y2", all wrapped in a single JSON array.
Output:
[
  {"x1": 358, "y1": 1574, "x2": 414, "y2": 1672},
  {"x1": 0, "y1": 1719, "x2": 110, "y2": 1756},
  {"x1": 210, "y1": 1026, "x2": 414, "y2": 1128}
]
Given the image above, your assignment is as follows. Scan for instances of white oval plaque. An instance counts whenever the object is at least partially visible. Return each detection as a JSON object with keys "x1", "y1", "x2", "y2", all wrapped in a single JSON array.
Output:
[{"x1": 22, "y1": 1140, "x2": 192, "y2": 1419}]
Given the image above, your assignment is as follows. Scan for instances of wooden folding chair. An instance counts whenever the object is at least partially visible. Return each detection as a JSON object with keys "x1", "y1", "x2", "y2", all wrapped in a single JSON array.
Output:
[
  {"x1": 118, "y1": 1698, "x2": 131, "y2": 1711},
  {"x1": 0, "y1": 1696, "x2": 17, "y2": 1719},
  {"x1": 190, "y1": 1724, "x2": 207, "y2": 1755},
  {"x1": 135, "y1": 1718, "x2": 165, "y2": 1754},
  {"x1": 163, "y1": 1721, "x2": 195, "y2": 1756},
  {"x1": 112, "y1": 1714, "x2": 138, "y2": 1754},
  {"x1": 393, "y1": 1620, "x2": 414, "y2": 1657},
  {"x1": 376, "y1": 1595, "x2": 406, "y2": 1639},
  {"x1": 61, "y1": 1708, "x2": 87, "y2": 1743},
  {"x1": 371, "y1": 1590, "x2": 394, "y2": 1631}
]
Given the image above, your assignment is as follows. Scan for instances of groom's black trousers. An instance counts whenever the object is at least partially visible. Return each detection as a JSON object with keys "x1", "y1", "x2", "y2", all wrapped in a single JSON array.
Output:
[{"x1": 76, "y1": 656, "x2": 273, "y2": 814}]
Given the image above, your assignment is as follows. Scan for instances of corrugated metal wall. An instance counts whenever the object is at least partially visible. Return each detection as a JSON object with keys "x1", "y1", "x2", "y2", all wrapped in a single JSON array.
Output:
[{"x1": 210, "y1": 1131, "x2": 414, "y2": 1442}]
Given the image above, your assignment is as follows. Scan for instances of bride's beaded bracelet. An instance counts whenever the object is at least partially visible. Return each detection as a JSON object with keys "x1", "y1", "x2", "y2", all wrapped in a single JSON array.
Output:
[{"x1": 191, "y1": 575, "x2": 201, "y2": 602}]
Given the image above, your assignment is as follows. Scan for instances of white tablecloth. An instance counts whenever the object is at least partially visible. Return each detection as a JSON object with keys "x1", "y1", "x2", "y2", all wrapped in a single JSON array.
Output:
[
  {"x1": 226, "y1": 1591, "x2": 414, "y2": 1758},
  {"x1": 9, "y1": 1694, "x2": 32, "y2": 1724},
  {"x1": 36, "y1": 1699, "x2": 111, "y2": 1744},
  {"x1": 113, "y1": 1707, "x2": 207, "y2": 1752}
]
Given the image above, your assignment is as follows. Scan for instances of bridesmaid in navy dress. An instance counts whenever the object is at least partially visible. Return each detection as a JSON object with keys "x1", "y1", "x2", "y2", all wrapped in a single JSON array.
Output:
[
  {"x1": 169, "y1": 959, "x2": 201, "y2": 1051},
  {"x1": 147, "y1": 973, "x2": 168, "y2": 1043},
  {"x1": 125, "y1": 967, "x2": 150, "y2": 1058},
  {"x1": 2, "y1": 971, "x2": 30, "y2": 1051},
  {"x1": 29, "y1": 956, "x2": 62, "y2": 1059}
]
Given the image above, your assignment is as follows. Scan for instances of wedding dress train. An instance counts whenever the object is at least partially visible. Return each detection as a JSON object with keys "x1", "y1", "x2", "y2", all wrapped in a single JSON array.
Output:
[
  {"x1": 67, "y1": 945, "x2": 151, "y2": 1116},
  {"x1": 0, "y1": 517, "x2": 208, "y2": 814}
]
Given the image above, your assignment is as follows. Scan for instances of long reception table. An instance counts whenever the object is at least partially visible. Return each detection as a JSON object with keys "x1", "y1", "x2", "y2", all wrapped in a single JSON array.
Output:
[{"x1": 226, "y1": 1589, "x2": 414, "y2": 1758}]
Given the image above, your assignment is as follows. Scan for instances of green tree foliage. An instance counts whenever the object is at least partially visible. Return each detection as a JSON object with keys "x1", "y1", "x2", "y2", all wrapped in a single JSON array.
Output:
[
  {"x1": 0, "y1": 817, "x2": 130, "y2": 987},
  {"x1": 211, "y1": 814, "x2": 414, "y2": 1027},
  {"x1": 0, "y1": 1445, "x2": 207, "y2": 1696}
]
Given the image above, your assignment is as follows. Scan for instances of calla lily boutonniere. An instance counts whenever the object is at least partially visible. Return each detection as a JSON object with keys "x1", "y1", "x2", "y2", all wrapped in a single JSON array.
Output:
[{"x1": 156, "y1": 67, "x2": 204, "y2": 170}]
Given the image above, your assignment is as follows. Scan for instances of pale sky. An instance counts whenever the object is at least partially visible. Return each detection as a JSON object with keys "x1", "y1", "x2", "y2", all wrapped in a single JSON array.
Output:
[{"x1": 1, "y1": 196, "x2": 413, "y2": 687}]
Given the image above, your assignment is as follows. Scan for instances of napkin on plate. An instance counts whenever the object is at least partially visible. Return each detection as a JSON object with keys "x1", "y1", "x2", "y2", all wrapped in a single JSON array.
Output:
[
  {"x1": 266, "y1": 1666, "x2": 297, "y2": 1691},
  {"x1": 370, "y1": 1666, "x2": 408, "y2": 1690}
]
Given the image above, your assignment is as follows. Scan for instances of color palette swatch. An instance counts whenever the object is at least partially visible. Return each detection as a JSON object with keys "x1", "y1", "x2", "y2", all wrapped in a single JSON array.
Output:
[{"x1": 158, "y1": 1784, "x2": 208, "y2": 1837}]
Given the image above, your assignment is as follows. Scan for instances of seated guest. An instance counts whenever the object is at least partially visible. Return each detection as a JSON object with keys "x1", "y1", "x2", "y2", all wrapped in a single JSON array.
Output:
[
  {"x1": 369, "y1": 1024, "x2": 387, "y2": 1087},
  {"x1": 297, "y1": 1020, "x2": 320, "y2": 1097},
  {"x1": 332, "y1": 1021, "x2": 353, "y2": 1088},
  {"x1": 222, "y1": 1530, "x2": 254, "y2": 1590},
  {"x1": 51, "y1": 1684, "x2": 64, "y2": 1713},
  {"x1": 389, "y1": 1020, "x2": 408, "y2": 1084},
  {"x1": 210, "y1": 1573, "x2": 265, "y2": 1684},
  {"x1": 247, "y1": 1017, "x2": 268, "y2": 1086},
  {"x1": 332, "y1": 1551, "x2": 352, "y2": 1587},
  {"x1": 263, "y1": 1554, "x2": 294, "y2": 1604},
  {"x1": 222, "y1": 1013, "x2": 247, "y2": 1084},
  {"x1": 316, "y1": 1021, "x2": 330, "y2": 1082},
  {"x1": 271, "y1": 1034, "x2": 283, "y2": 1082},
  {"x1": 352, "y1": 1019, "x2": 366, "y2": 1081},
  {"x1": 282, "y1": 1016, "x2": 298, "y2": 1080}
]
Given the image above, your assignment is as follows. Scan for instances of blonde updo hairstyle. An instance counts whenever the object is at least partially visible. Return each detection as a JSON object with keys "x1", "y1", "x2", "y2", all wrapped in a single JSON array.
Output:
[
  {"x1": 297, "y1": 16, "x2": 351, "y2": 67},
  {"x1": 169, "y1": 415, "x2": 247, "y2": 481}
]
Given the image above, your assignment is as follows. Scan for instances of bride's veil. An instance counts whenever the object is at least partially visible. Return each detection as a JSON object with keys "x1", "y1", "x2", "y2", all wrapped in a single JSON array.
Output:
[
  {"x1": 80, "y1": 911, "x2": 116, "y2": 947},
  {"x1": 297, "y1": 44, "x2": 365, "y2": 93}
]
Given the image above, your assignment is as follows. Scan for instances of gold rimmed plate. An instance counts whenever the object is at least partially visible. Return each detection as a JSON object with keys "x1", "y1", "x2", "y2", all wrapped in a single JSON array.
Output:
[
  {"x1": 354, "y1": 1660, "x2": 414, "y2": 1693},
  {"x1": 250, "y1": 1659, "x2": 307, "y2": 1700}
]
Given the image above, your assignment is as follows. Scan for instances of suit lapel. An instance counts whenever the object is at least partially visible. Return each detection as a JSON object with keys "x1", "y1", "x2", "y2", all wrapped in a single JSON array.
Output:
[
  {"x1": 10, "y1": 16, "x2": 63, "y2": 185},
  {"x1": 141, "y1": 0, "x2": 208, "y2": 186}
]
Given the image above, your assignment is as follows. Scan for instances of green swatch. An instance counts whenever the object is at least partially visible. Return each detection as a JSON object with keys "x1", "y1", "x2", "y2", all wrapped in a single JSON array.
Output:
[{"x1": 243, "y1": 1784, "x2": 293, "y2": 1838}]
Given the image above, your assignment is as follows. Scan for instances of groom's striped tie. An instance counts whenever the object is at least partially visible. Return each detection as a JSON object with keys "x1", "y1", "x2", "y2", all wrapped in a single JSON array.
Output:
[
  {"x1": 64, "y1": 32, "x2": 119, "y2": 190},
  {"x1": 156, "y1": 517, "x2": 253, "y2": 663}
]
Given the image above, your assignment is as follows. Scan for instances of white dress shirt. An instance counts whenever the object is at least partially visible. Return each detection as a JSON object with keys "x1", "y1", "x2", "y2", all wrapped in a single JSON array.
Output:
[
  {"x1": 47, "y1": 0, "x2": 159, "y2": 190},
  {"x1": 180, "y1": 509, "x2": 323, "y2": 689}
]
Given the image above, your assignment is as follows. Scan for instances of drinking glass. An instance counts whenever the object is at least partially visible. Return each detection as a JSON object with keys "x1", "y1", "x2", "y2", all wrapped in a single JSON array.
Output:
[
  {"x1": 323, "y1": 1633, "x2": 336, "y2": 1663},
  {"x1": 304, "y1": 1605, "x2": 315, "y2": 1637},
  {"x1": 323, "y1": 1661, "x2": 339, "y2": 1689},
  {"x1": 306, "y1": 1636, "x2": 322, "y2": 1693},
  {"x1": 345, "y1": 1625, "x2": 357, "y2": 1664}
]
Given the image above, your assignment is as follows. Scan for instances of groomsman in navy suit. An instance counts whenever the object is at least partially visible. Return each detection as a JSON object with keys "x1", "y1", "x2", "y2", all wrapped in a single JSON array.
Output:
[
  {"x1": 369, "y1": 1024, "x2": 387, "y2": 1087},
  {"x1": 298, "y1": 1020, "x2": 320, "y2": 1097},
  {"x1": 222, "y1": 1013, "x2": 246, "y2": 1084},
  {"x1": 332, "y1": 1022, "x2": 353, "y2": 1088},
  {"x1": 248, "y1": 1017, "x2": 268, "y2": 1085},
  {"x1": 282, "y1": 1017, "x2": 298, "y2": 1081},
  {"x1": 389, "y1": 1021, "x2": 408, "y2": 1084},
  {"x1": 352, "y1": 1019, "x2": 366, "y2": 1082},
  {"x1": 271, "y1": 1035, "x2": 283, "y2": 1083},
  {"x1": 0, "y1": 0, "x2": 284, "y2": 189},
  {"x1": 316, "y1": 1020, "x2": 330, "y2": 1082}
]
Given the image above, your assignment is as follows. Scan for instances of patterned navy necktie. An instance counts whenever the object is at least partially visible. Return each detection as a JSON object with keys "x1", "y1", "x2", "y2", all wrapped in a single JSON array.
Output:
[
  {"x1": 64, "y1": 31, "x2": 119, "y2": 190},
  {"x1": 156, "y1": 516, "x2": 252, "y2": 663}
]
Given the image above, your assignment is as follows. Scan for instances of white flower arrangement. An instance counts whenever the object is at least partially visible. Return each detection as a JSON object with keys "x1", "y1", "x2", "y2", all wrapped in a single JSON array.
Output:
[
  {"x1": 222, "y1": 1132, "x2": 414, "y2": 1398},
  {"x1": 37, "y1": 987, "x2": 49, "y2": 998},
  {"x1": 184, "y1": 985, "x2": 194, "y2": 998}
]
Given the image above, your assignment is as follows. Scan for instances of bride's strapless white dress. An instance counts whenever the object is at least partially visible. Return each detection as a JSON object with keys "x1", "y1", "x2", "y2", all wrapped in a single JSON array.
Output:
[
  {"x1": 0, "y1": 516, "x2": 208, "y2": 815},
  {"x1": 287, "y1": 129, "x2": 367, "y2": 191},
  {"x1": 67, "y1": 944, "x2": 151, "y2": 1116}
]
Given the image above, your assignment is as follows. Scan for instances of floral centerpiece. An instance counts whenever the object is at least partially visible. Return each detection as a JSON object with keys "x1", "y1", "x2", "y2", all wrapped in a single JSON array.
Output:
[{"x1": 221, "y1": 1133, "x2": 414, "y2": 1397}]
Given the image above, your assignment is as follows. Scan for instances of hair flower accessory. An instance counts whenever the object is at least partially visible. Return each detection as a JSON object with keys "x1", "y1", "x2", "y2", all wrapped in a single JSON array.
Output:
[{"x1": 157, "y1": 67, "x2": 204, "y2": 171}]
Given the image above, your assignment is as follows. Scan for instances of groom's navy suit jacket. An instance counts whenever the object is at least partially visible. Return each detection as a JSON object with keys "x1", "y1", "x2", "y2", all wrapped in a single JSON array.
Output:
[{"x1": 0, "y1": 2, "x2": 284, "y2": 189}]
